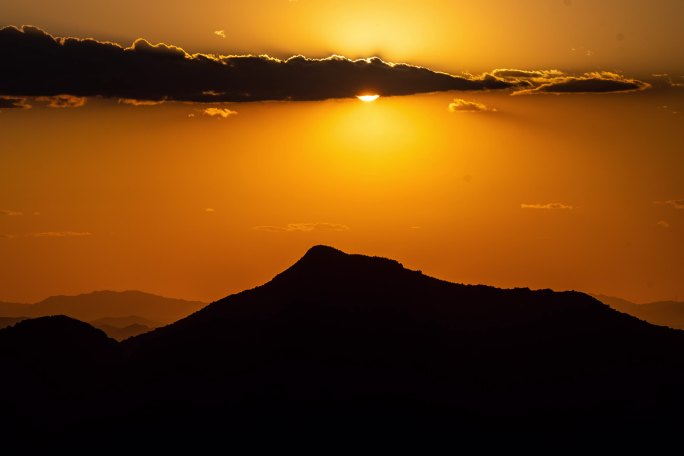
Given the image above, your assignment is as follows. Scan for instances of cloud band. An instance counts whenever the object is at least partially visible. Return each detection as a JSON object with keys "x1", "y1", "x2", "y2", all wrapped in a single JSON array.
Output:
[
  {"x1": 0, "y1": 26, "x2": 513, "y2": 103},
  {"x1": 0, "y1": 26, "x2": 651, "y2": 104}
]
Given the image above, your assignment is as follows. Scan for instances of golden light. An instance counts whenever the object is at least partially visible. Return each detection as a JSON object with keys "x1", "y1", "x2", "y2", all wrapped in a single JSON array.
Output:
[{"x1": 357, "y1": 94, "x2": 380, "y2": 102}]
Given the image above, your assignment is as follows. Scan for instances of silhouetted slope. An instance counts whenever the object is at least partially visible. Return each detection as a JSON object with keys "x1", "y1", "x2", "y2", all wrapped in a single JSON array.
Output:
[
  {"x1": 7, "y1": 290, "x2": 206, "y2": 323},
  {"x1": 0, "y1": 316, "x2": 28, "y2": 329},
  {"x1": 3, "y1": 246, "x2": 684, "y2": 447},
  {"x1": 0, "y1": 316, "x2": 120, "y2": 386},
  {"x1": 594, "y1": 293, "x2": 684, "y2": 330},
  {"x1": 123, "y1": 246, "x2": 684, "y2": 430},
  {"x1": 0, "y1": 316, "x2": 122, "y2": 433}
]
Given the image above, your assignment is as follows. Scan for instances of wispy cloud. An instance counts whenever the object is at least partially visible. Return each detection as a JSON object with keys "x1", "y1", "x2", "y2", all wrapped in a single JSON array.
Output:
[
  {"x1": 253, "y1": 222, "x2": 350, "y2": 233},
  {"x1": 0, "y1": 209, "x2": 23, "y2": 216},
  {"x1": 118, "y1": 98, "x2": 166, "y2": 106},
  {"x1": 203, "y1": 107, "x2": 237, "y2": 118},
  {"x1": 36, "y1": 94, "x2": 87, "y2": 108},
  {"x1": 213, "y1": 30, "x2": 226, "y2": 39},
  {"x1": 483, "y1": 68, "x2": 649, "y2": 95},
  {"x1": 654, "y1": 200, "x2": 684, "y2": 209},
  {"x1": 657, "y1": 220, "x2": 670, "y2": 228},
  {"x1": 490, "y1": 69, "x2": 564, "y2": 80},
  {"x1": 509, "y1": 71, "x2": 649, "y2": 95},
  {"x1": 652, "y1": 73, "x2": 684, "y2": 88},
  {"x1": 202, "y1": 90, "x2": 226, "y2": 97},
  {"x1": 28, "y1": 231, "x2": 92, "y2": 238},
  {"x1": 0, "y1": 96, "x2": 31, "y2": 109},
  {"x1": 521, "y1": 203, "x2": 574, "y2": 210},
  {"x1": 448, "y1": 98, "x2": 496, "y2": 113}
]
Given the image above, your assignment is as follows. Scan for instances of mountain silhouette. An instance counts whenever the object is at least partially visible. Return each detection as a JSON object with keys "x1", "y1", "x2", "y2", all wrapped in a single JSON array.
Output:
[
  {"x1": 89, "y1": 316, "x2": 159, "y2": 340},
  {"x1": 0, "y1": 315, "x2": 119, "y2": 373},
  {"x1": 593, "y1": 293, "x2": 684, "y2": 330},
  {"x1": 0, "y1": 315, "x2": 158, "y2": 339},
  {"x1": 2, "y1": 246, "x2": 684, "y2": 448},
  {"x1": 0, "y1": 316, "x2": 28, "y2": 330},
  {"x1": 0, "y1": 316, "x2": 121, "y2": 436}
]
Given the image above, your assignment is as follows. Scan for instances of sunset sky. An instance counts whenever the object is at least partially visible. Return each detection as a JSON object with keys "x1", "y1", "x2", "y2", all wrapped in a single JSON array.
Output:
[{"x1": 1, "y1": 0, "x2": 682, "y2": 304}]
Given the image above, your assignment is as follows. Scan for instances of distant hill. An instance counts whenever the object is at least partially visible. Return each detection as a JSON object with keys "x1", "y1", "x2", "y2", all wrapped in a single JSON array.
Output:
[
  {"x1": 593, "y1": 294, "x2": 684, "y2": 329},
  {"x1": 2, "y1": 246, "x2": 684, "y2": 447},
  {"x1": 0, "y1": 301, "x2": 31, "y2": 316},
  {"x1": 89, "y1": 316, "x2": 158, "y2": 340},
  {"x1": 0, "y1": 290, "x2": 206, "y2": 324},
  {"x1": 91, "y1": 322, "x2": 152, "y2": 341},
  {"x1": 90, "y1": 316, "x2": 160, "y2": 328},
  {"x1": 0, "y1": 316, "x2": 28, "y2": 330}
]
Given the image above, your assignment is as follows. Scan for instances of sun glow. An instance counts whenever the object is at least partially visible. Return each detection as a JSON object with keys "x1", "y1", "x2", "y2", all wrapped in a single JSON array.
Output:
[{"x1": 357, "y1": 94, "x2": 380, "y2": 102}]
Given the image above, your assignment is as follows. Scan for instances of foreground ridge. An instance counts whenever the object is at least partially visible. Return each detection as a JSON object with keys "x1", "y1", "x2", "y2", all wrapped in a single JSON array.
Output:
[{"x1": 2, "y1": 245, "x2": 684, "y2": 448}]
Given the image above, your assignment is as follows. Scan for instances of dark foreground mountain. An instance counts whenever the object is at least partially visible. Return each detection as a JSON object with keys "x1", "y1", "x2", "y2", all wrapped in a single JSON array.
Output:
[
  {"x1": 0, "y1": 316, "x2": 28, "y2": 330},
  {"x1": 0, "y1": 315, "x2": 155, "y2": 340},
  {"x1": 1, "y1": 246, "x2": 683, "y2": 448},
  {"x1": 593, "y1": 293, "x2": 684, "y2": 330}
]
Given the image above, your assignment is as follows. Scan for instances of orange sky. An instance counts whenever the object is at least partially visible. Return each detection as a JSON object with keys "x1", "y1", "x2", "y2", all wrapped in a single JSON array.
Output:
[{"x1": 1, "y1": 1, "x2": 683, "y2": 304}]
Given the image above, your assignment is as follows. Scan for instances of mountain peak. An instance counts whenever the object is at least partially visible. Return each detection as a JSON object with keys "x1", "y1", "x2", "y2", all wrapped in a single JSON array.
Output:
[
  {"x1": 266, "y1": 245, "x2": 409, "y2": 291},
  {"x1": 291, "y1": 245, "x2": 405, "y2": 272},
  {"x1": 301, "y1": 244, "x2": 347, "y2": 261}
]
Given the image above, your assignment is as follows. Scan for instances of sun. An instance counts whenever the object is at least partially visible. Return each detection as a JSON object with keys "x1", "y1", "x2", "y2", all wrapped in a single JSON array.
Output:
[{"x1": 357, "y1": 94, "x2": 380, "y2": 102}]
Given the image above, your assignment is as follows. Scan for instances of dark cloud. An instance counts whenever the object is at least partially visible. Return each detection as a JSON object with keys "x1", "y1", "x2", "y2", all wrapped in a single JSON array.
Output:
[
  {"x1": 36, "y1": 94, "x2": 86, "y2": 108},
  {"x1": 512, "y1": 71, "x2": 649, "y2": 95},
  {"x1": 0, "y1": 96, "x2": 30, "y2": 109},
  {"x1": 489, "y1": 69, "x2": 563, "y2": 80},
  {"x1": 0, "y1": 27, "x2": 652, "y2": 103},
  {"x1": 486, "y1": 69, "x2": 649, "y2": 95},
  {"x1": 0, "y1": 25, "x2": 514, "y2": 103}
]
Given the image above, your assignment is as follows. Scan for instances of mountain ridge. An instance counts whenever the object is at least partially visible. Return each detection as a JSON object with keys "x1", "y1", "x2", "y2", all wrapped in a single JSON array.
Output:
[{"x1": 2, "y1": 245, "x2": 684, "y2": 446}]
